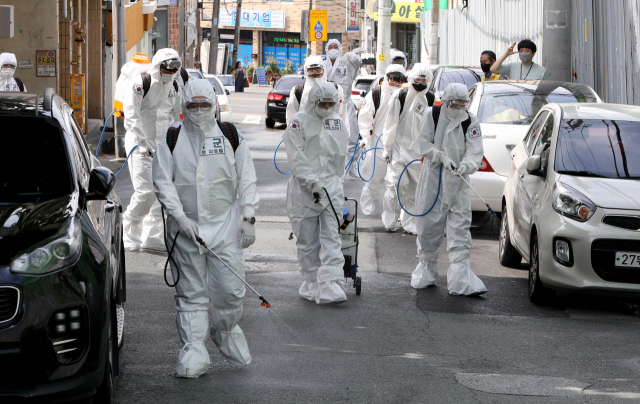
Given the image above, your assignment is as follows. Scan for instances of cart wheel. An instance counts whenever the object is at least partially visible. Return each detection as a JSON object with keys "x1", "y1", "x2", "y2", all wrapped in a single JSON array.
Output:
[{"x1": 355, "y1": 276, "x2": 361, "y2": 296}]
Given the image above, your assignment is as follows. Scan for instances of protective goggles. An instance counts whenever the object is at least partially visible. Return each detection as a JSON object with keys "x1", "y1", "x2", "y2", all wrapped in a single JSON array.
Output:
[
  {"x1": 1, "y1": 63, "x2": 16, "y2": 69},
  {"x1": 306, "y1": 65, "x2": 324, "y2": 77},
  {"x1": 160, "y1": 59, "x2": 182, "y2": 72},
  {"x1": 391, "y1": 57, "x2": 405, "y2": 65},
  {"x1": 316, "y1": 98, "x2": 337, "y2": 109},
  {"x1": 185, "y1": 96, "x2": 213, "y2": 111},
  {"x1": 386, "y1": 72, "x2": 407, "y2": 83},
  {"x1": 446, "y1": 99, "x2": 470, "y2": 110},
  {"x1": 412, "y1": 75, "x2": 429, "y2": 85}
]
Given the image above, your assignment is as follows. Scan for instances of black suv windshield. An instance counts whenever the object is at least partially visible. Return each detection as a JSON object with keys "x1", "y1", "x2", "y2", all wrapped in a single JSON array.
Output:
[
  {"x1": 555, "y1": 119, "x2": 640, "y2": 179},
  {"x1": 0, "y1": 116, "x2": 73, "y2": 202},
  {"x1": 276, "y1": 77, "x2": 304, "y2": 91}
]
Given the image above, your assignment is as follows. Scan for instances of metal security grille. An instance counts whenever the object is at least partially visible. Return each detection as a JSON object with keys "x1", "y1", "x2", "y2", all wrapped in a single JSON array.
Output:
[{"x1": 0, "y1": 286, "x2": 20, "y2": 324}]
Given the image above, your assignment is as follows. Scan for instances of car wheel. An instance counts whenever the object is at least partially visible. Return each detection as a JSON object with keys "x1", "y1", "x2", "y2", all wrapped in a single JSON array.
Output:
[
  {"x1": 529, "y1": 234, "x2": 551, "y2": 304},
  {"x1": 265, "y1": 118, "x2": 275, "y2": 128},
  {"x1": 499, "y1": 205, "x2": 522, "y2": 268}
]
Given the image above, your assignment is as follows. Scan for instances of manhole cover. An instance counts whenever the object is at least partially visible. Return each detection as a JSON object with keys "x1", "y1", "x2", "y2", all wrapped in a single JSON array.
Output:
[{"x1": 455, "y1": 373, "x2": 589, "y2": 397}]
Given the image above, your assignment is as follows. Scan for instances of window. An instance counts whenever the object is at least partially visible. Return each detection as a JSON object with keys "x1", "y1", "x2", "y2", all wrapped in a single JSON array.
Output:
[
  {"x1": 555, "y1": 119, "x2": 640, "y2": 179},
  {"x1": 275, "y1": 76, "x2": 304, "y2": 91},
  {"x1": 354, "y1": 80, "x2": 374, "y2": 91},
  {"x1": 0, "y1": 116, "x2": 73, "y2": 203},
  {"x1": 66, "y1": 112, "x2": 91, "y2": 190},
  {"x1": 437, "y1": 70, "x2": 481, "y2": 94},
  {"x1": 532, "y1": 113, "x2": 555, "y2": 156},
  {"x1": 523, "y1": 111, "x2": 548, "y2": 155},
  {"x1": 207, "y1": 77, "x2": 225, "y2": 95}
]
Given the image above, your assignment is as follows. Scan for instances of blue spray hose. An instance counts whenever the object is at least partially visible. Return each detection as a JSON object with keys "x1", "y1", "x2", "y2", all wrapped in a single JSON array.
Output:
[
  {"x1": 115, "y1": 145, "x2": 139, "y2": 177},
  {"x1": 94, "y1": 110, "x2": 121, "y2": 157},
  {"x1": 273, "y1": 140, "x2": 292, "y2": 175},
  {"x1": 344, "y1": 136, "x2": 362, "y2": 174},
  {"x1": 356, "y1": 135, "x2": 384, "y2": 182},
  {"x1": 397, "y1": 161, "x2": 443, "y2": 217}
]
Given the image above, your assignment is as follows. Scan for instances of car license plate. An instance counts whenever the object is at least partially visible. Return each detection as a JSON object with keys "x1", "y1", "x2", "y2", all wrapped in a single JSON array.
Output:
[{"x1": 615, "y1": 252, "x2": 640, "y2": 268}]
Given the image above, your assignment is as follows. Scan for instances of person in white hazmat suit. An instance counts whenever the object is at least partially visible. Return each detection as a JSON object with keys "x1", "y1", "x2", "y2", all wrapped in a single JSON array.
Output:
[
  {"x1": 412, "y1": 83, "x2": 487, "y2": 296},
  {"x1": 122, "y1": 48, "x2": 182, "y2": 251},
  {"x1": 390, "y1": 50, "x2": 408, "y2": 69},
  {"x1": 0, "y1": 53, "x2": 27, "y2": 92},
  {"x1": 380, "y1": 63, "x2": 434, "y2": 234},
  {"x1": 357, "y1": 64, "x2": 407, "y2": 216},
  {"x1": 153, "y1": 79, "x2": 259, "y2": 377},
  {"x1": 284, "y1": 82, "x2": 349, "y2": 304},
  {"x1": 323, "y1": 39, "x2": 361, "y2": 175},
  {"x1": 286, "y1": 55, "x2": 349, "y2": 132}
]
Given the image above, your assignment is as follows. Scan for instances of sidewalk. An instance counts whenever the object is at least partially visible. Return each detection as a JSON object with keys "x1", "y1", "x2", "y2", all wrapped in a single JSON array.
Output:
[{"x1": 230, "y1": 83, "x2": 273, "y2": 97}]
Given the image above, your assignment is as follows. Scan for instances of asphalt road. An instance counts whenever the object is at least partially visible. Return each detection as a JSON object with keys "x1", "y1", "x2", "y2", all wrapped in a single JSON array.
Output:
[{"x1": 101, "y1": 87, "x2": 640, "y2": 403}]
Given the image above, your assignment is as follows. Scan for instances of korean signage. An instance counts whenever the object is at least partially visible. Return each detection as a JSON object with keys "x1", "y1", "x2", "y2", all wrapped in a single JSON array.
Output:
[
  {"x1": 310, "y1": 10, "x2": 328, "y2": 41},
  {"x1": 366, "y1": 0, "x2": 446, "y2": 23},
  {"x1": 274, "y1": 37, "x2": 300, "y2": 44},
  {"x1": 219, "y1": 9, "x2": 285, "y2": 29},
  {"x1": 36, "y1": 50, "x2": 56, "y2": 77},
  {"x1": 256, "y1": 68, "x2": 268, "y2": 86},
  {"x1": 347, "y1": 0, "x2": 360, "y2": 31},
  {"x1": 70, "y1": 73, "x2": 85, "y2": 133}
]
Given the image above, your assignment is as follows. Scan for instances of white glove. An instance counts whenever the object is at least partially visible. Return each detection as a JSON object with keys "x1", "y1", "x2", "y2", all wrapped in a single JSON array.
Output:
[
  {"x1": 137, "y1": 139, "x2": 155, "y2": 157},
  {"x1": 440, "y1": 155, "x2": 457, "y2": 173},
  {"x1": 176, "y1": 216, "x2": 198, "y2": 240},
  {"x1": 239, "y1": 220, "x2": 256, "y2": 249},
  {"x1": 359, "y1": 138, "x2": 368, "y2": 149},
  {"x1": 382, "y1": 150, "x2": 391, "y2": 164},
  {"x1": 456, "y1": 163, "x2": 469, "y2": 176},
  {"x1": 312, "y1": 183, "x2": 323, "y2": 200}
]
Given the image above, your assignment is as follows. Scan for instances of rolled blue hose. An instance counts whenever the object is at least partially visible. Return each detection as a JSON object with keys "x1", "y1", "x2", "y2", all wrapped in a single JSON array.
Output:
[
  {"x1": 115, "y1": 145, "x2": 139, "y2": 177},
  {"x1": 273, "y1": 140, "x2": 292, "y2": 175},
  {"x1": 397, "y1": 161, "x2": 443, "y2": 217},
  {"x1": 356, "y1": 135, "x2": 384, "y2": 182},
  {"x1": 95, "y1": 110, "x2": 120, "y2": 157}
]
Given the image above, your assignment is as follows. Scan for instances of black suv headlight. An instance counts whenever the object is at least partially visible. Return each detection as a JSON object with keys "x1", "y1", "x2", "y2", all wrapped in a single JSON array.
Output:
[{"x1": 11, "y1": 217, "x2": 82, "y2": 275}]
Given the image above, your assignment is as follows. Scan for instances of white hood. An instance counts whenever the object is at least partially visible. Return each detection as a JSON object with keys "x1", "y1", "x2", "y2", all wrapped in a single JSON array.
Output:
[{"x1": 559, "y1": 175, "x2": 640, "y2": 210}]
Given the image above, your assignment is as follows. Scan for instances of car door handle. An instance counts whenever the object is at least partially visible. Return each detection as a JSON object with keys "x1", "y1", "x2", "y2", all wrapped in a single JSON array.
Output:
[
  {"x1": 105, "y1": 200, "x2": 116, "y2": 213},
  {"x1": 506, "y1": 144, "x2": 516, "y2": 151}
]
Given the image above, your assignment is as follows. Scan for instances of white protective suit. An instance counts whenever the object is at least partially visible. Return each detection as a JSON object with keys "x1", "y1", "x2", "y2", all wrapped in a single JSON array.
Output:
[
  {"x1": 390, "y1": 50, "x2": 408, "y2": 69},
  {"x1": 357, "y1": 64, "x2": 406, "y2": 216},
  {"x1": 284, "y1": 82, "x2": 349, "y2": 304},
  {"x1": 380, "y1": 63, "x2": 433, "y2": 233},
  {"x1": 122, "y1": 48, "x2": 181, "y2": 251},
  {"x1": 140, "y1": 72, "x2": 183, "y2": 251},
  {"x1": 286, "y1": 55, "x2": 349, "y2": 133},
  {"x1": 153, "y1": 79, "x2": 259, "y2": 376},
  {"x1": 412, "y1": 83, "x2": 487, "y2": 296},
  {"x1": 323, "y1": 39, "x2": 362, "y2": 171},
  {"x1": 0, "y1": 53, "x2": 27, "y2": 92}
]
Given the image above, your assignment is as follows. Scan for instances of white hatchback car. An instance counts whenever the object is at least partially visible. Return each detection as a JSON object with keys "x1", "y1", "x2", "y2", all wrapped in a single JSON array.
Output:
[
  {"x1": 467, "y1": 80, "x2": 601, "y2": 215},
  {"x1": 204, "y1": 74, "x2": 233, "y2": 123},
  {"x1": 500, "y1": 103, "x2": 640, "y2": 302}
]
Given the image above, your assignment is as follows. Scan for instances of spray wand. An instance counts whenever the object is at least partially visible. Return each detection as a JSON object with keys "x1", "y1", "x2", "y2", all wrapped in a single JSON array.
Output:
[{"x1": 454, "y1": 169, "x2": 498, "y2": 217}]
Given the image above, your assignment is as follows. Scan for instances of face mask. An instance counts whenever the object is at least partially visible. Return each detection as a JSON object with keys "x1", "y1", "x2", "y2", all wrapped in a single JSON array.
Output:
[
  {"x1": 161, "y1": 73, "x2": 174, "y2": 84},
  {"x1": 519, "y1": 52, "x2": 532, "y2": 63},
  {"x1": 315, "y1": 106, "x2": 333, "y2": 118},
  {"x1": 0, "y1": 67, "x2": 15, "y2": 79},
  {"x1": 444, "y1": 106, "x2": 467, "y2": 121},
  {"x1": 412, "y1": 83, "x2": 427, "y2": 92},
  {"x1": 327, "y1": 49, "x2": 341, "y2": 60},
  {"x1": 480, "y1": 63, "x2": 491, "y2": 73}
]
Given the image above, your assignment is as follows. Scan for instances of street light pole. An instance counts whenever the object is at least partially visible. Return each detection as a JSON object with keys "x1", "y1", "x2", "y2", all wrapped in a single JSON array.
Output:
[
  {"x1": 207, "y1": 0, "x2": 221, "y2": 74},
  {"x1": 375, "y1": 0, "x2": 392, "y2": 75},
  {"x1": 115, "y1": 0, "x2": 127, "y2": 158},
  {"x1": 429, "y1": 0, "x2": 439, "y2": 66},
  {"x1": 231, "y1": 0, "x2": 242, "y2": 67}
]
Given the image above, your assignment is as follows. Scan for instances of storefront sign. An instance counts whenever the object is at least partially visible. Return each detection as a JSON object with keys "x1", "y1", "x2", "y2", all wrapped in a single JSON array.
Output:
[
  {"x1": 310, "y1": 10, "x2": 328, "y2": 41},
  {"x1": 18, "y1": 60, "x2": 33, "y2": 69},
  {"x1": 366, "y1": 0, "x2": 446, "y2": 23},
  {"x1": 220, "y1": 34, "x2": 235, "y2": 40},
  {"x1": 70, "y1": 73, "x2": 85, "y2": 133},
  {"x1": 274, "y1": 37, "x2": 300, "y2": 44},
  {"x1": 256, "y1": 68, "x2": 267, "y2": 86},
  {"x1": 347, "y1": 0, "x2": 360, "y2": 31},
  {"x1": 36, "y1": 50, "x2": 56, "y2": 77},
  {"x1": 219, "y1": 9, "x2": 285, "y2": 29}
]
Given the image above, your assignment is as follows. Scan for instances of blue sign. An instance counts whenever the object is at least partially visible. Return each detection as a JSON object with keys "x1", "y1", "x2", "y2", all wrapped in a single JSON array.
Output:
[
  {"x1": 275, "y1": 48, "x2": 288, "y2": 69},
  {"x1": 256, "y1": 68, "x2": 268, "y2": 86}
]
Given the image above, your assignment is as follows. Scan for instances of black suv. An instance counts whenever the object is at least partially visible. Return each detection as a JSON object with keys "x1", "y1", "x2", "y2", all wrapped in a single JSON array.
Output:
[{"x1": 0, "y1": 89, "x2": 125, "y2": 403}]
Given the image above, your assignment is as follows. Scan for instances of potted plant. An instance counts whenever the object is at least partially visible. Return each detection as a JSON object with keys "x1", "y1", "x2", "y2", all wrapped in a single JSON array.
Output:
[{"x1": 246, "y1": 65, "x2": 255, "y2": 83}]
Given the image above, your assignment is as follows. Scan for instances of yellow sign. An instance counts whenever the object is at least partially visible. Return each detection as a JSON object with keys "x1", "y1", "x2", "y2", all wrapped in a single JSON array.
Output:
[
  {"x1": 366, "y1": 1, "x2": 425, "y2": 23},
  {"x1": 310, "y1": 10, "x2": 328, "y2": 41},
  {"x1": 378, "y1": 54, "x2": 385, "y2": 61},
  {"x1": 70, "y1": 74, "x2": 86, "y2": 133}
]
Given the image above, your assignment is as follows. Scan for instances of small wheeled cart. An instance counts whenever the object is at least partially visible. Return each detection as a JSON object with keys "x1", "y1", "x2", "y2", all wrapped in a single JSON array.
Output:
[{"x1": 340, "y1": 198, "x2": 361, "y2": 295}]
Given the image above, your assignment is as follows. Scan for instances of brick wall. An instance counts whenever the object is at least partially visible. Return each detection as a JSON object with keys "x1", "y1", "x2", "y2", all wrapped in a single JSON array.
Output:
[
  {"x1": 169, "y1": 5, "x2": 179, "y2": 52},
  {"x1": 58, "y1": 1, "x2": 71, "y2": 101}
]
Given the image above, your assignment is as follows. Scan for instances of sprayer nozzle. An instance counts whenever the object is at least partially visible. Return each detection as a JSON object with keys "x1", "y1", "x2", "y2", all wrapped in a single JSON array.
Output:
[{"x1": 288, "y1": 232, "x2": 294, "y2": 240}]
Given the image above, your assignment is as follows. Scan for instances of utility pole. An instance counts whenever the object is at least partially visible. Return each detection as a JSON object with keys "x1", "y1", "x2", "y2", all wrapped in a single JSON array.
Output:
[
  {"x1": 208, "y1": 0, "x2": 221, "y2": 74},
  {"x1": 375, "y1": 0, "x2": 392, "y2": 75},
  {"x1": 179, "y1": 0, "x2": 185, "y2": 63},
  {"x1": 307, "y1": 0, "x2": 312, "y2": 56},
  {"x1": 115, "y1": 0, "x2": 127, "y2": 158},
  {"x1": 231, "y1": 0, "x2": 242, "y2": 67},
  {"x1": 428, "y1": 0, "x2": 439, "y2": 66}
]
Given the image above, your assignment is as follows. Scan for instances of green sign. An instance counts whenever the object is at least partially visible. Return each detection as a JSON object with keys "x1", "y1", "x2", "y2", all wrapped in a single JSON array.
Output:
[{"x1": 274, "y1": 37, "x2": 300, "y2": 44}]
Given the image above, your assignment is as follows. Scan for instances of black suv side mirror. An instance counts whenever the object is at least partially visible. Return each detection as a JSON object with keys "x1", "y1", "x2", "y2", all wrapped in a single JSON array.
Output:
[{"x1": 87, "y1": 167, "x2": 116, "y2": 201}]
